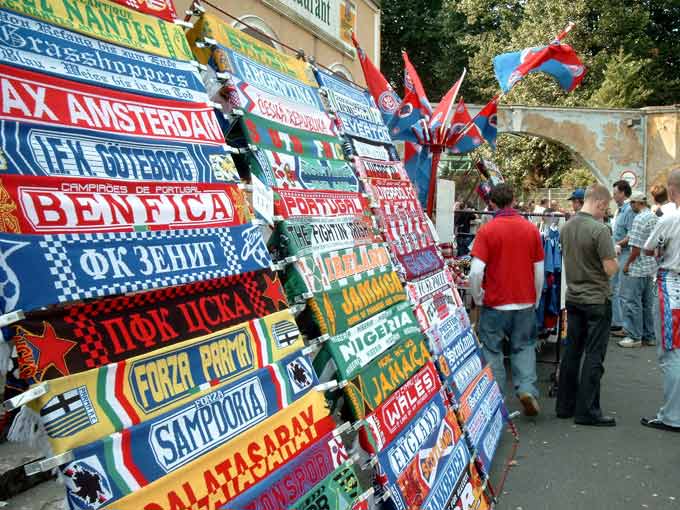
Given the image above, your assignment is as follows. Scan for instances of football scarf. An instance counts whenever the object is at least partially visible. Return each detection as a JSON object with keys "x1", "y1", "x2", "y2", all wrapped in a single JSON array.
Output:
[
  {"x1": 274, "y1": 189, "x2": 369, "y2": 220},
  {"x1": 314, "y1": 301, "x2": 421, "y2": 381},
  {"x1": 444, "y1": 461, "x2": 490, "y2": 510},
  {"x1": 307, "y1": 270, "x2": 405, "y2": 337},
  {"x1": 0, "y1": 65, "x2": 224, "y2": 145},
  {"x1": 284, "y1": 243, "x2": 394, "y2": 301},
  {"x1": 419, "y1": 438, "x2": 472, "y2": 510},
  {"x1": 381, "y1": 216, "x2": 437, "y2": 256},
  {"x1": 435, "y1": 327, "x2": 480, "y2": 383},
  {"x1": 242, "y1": 113, "x2": 346, "y2": 161},
  {"x1": 220, "y1": 431, "x2": 349, "y2": 510},
  {"x1": 59, "y1": 352, "x2": 318, "y2": 510},
  {"x1": 446, "y1": 351, "x2": 488, "y2": 403},
  {"x1": 347, "y1": 138, "x2": 399, "y2": 162},
  {"x1": 343, "y1": 336, "x2": 430, "y2": 420},
  {"x1": 366, "y1": 179, "x2": 423, "y2": 218},
  {"x1": 23, "y1": 309, "x2": 305, "y2": 454},
  {"x1": 0, "y1": 120, "x2": 238, "y2": 183},
  {"x1": 359, "y1": 360, "x2": 441, "y2": 454},
  {"x1": 105, "y1": 390, "x2": 334, "y2": 510},
  {"x1": 11, "y1": 269, "x2": 287, "y2": 382},
  {"x1": 0, "y1": 0, "x2": 193, "y2": 61},
  {"x1": 109, "y1": 0, "x2": 177, "y2": 21},
  {"x1": 268, "y1": 216, "x2": 380, "y2": 260},
  {"x1": 396, "y1": 244, "x2": 445, "y2": 282},
  {"x1": 465, "y1": 382, "x2": 504, "y2": 454},
  {"x1": 186, "y1": 13, "x2": 317, "y2": 87},
  {"x1": 476, "y1": 404, "x2": 507, "y2": 477},
  {"x1": 406, "y1": 270, "x2": 462, "y2": 331},
  {"x1": 456, "y1": 366, "x2": 496, "y2": 424},
  {"x1": 0, "y1": 175, "x2": 250, "y2": 234},
  {"x1": 290, "y1": 462, "x2": 362, "y2": 510},
  {"x1": 657, "y1": 269, "x2": 680, "y2": 351},
  {"x1": 0, "y1": 9, "x2": 204, "y2": 102},
  {"x1": 353, "y1": 157, "x2": 409, "y2": 181},
  {"x1": 0, "y1": 223, "x2": 271, "y2": 314},
  {"x1": 247, "y1": 149, "x2": 359, "y2": 192}
]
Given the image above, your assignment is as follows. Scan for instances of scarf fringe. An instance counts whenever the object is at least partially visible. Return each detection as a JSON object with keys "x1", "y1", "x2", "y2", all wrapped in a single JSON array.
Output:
[
  {"x1": 7, "y1": 406, "x2": 43, "y2": 447},
  {"x1": 0, "y1": 338, "x2": 12, "y2": 375}
]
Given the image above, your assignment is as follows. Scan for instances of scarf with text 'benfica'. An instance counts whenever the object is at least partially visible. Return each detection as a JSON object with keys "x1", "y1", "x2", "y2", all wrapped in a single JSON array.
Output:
[
  {"x1": 313, "y1": 301, "x2": 421, "y2": 382},
  {"x1": 343, "y1": 336, "x2": 430, "y2": 421},
  {"x1": 11, "y1": 269, "x2": 287, "y2": 384},
  {"x1": 105, "y1": 390, "x2": 334, "y2": 510},
  {"x1": 59, "y1": 351, "x2": 318, "y2": 510},
  {"x1": 0, "y1": 223, "x2": 271, "y2": 315},
  {"x1": 24, "y1": 309, "x2": 304, "y2": 454},
  {"x1": 290, "y1": 462, "x2": 362, "y2": 510},
  {"x1": 220, "y1": 431, "x2": 348, "y2": 510}
]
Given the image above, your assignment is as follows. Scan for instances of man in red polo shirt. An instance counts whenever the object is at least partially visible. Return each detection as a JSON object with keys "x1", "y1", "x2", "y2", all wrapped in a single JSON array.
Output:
[{"x1": 470, "y1": 184, "x2": 545, "y2": 416}]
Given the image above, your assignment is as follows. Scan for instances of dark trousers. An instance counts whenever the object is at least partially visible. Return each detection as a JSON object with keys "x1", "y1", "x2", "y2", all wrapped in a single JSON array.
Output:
[{"x1": 556, "y1": 300, "x2": 612, "y2": 420}]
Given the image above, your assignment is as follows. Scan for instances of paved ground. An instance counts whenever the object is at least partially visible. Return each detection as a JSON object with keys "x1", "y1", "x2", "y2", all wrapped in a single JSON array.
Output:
[{"x1": 2, "y1": 335, "x2": 678, "y2": 509}]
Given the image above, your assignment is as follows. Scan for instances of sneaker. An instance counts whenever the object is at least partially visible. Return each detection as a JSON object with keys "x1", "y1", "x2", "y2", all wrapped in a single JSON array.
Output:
[
  {"x1": 518, "y1": 393, "x2": 540, "y2": 417},
  {"x1": 617, "y1": 337, "x2": 642, "y2": 348},
  {"x1": 611, "y1": 329, "x2": 627, "y2": 338},
  {"x1": 642, "y1": 339, "x2": 657, "y2": 346}
]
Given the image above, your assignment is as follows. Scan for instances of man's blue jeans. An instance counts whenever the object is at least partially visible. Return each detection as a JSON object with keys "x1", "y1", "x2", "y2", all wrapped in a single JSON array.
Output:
[
  {"x1": 611, "y1": 250, "x2": 629, "y2": 328},
  {"x1": 621, "y1": 273, "x2": 656, "y2": 341},
  {"x1": 478, "y1": 306, "x2": 538, "y2": 398}
]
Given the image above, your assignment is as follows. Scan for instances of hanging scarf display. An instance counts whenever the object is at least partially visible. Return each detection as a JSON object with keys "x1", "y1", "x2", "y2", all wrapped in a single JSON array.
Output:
[
  {"x1": 0, "y1": 223, "x2": 271, "y2": 314},
  {"x1": 103, "y1": 390, "x2": 334, "y2": 510},
  {"x1": 0, "y1": 175, "x2": 250, "y2": 234},
  {"x1": 315, "y1": 301, "x2": 421, "y2": 381},
  {"x1": 221, "y1": 431, "x2": 348, "y2": 510},
  {"x1": 406, "y1": 270, "x2": 462, "y2": 331},
  {"x1": 247, "y1": 149, "x2": 359, "y2": 192},
  {"x1": 456, "y1": 366, "x2": 496, "y2": 424},
  {"x1": 444, "y1": 463, "x2": 490, "y2": 510},
  {"x1": 0, "y1": 9, "x2": 205, "y2": 102},
  {"x1": 475, "y1": 404, "x2": 507, "y2": 477},
  {"x1": 435, "y1": 327, "x2": 479, "y2": 383},
  {"x1": 359, "y1": 360, "x2": 441, "y2": 454},
  {"x1": 396, "y1": 244, "x2": 445, "y2": 281},
  {"x1": 446, "y1": 351, "x2": 488, "y2": 402},
  {"x1": 353, "y1": 157, "x2": 409, "y2": 181},
  {"x1": 0, "y1": 0, "x2": 192, "y2": 61},
  {"x1": 347, "y1": 138, "x2": 399, "y2": 162},
  {"x1": 366, "y1": 179, "x2": 423, "y2": 218},
  {"x1": 0, "y1": 65, "x2": 224, "y2": 146},
  {"x1": 23, "y1": 309, "x2": 304, "y2": 454},
  {"x1": 419, "y1": 439, "x2": 472, "y2": 510},
  {"x1": 274, "y1": 189, "x2": 369, "y2": 220},
  {"x1": 0, "y1": 120, "x2": 238, "y2": 183},
  {"x1": 186, "y1": 13, "x2": 317, "y2": 87},
  {"x1": 284, "y1": 243, "x2": 394, "y2": 301},
  {"x1": 109, "y1": 0, "x2": 177, "y2": 21},
  {"x1": 657, "y1": 269, "x2": 680, "y2": 350},
  {"x1": 242, "y1": 113, "x2": 345, "y2": 161},
  {"x1": 465, "y1": 382, "x2": 504, "y2": 454},
  {"x1": 343, "y1": 336, "x2": 429, "y2": 420},
  {"x1": 12, "y1": 268, "x2": 287, "y2": 382},
  {"x1": 290, "y1": 462, "x2": 362, "y2": 510},
  {"x1": 307, "y1": 270, "x2": 405, "y2": 336},
  {"x1": 381, "y1": 216, "x2": 437, "y2": 256},
  {"x1": 58, "y1": 352, "x2": 318, "y2": 510},
  {"x1": 268, "y1": 216, "x2": 380, "y2": 260}
]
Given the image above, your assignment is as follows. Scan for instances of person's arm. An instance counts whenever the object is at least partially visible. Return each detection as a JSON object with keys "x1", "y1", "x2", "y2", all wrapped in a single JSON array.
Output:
[
  {"x1": 603, "y1": 258, "x2": 619, "y2": 277},
  {"x1": 643, "y1": 216, "x2": 670, "y2": 258},
  {"x1": 596, "y1": 228, "x2": 619, "y2": 277},
  {"x1": 469, "y1": 257, "x2": 486, "y2": 306},
  {"x1": 534, "y1": 261, "x2": 545, "y2": 308},
  {"x1": 623, "y1": 247, "x2": 640, "y2": 273},
  {"x1": 624, "y1": 217, "x2": 643, "y2": 272}
]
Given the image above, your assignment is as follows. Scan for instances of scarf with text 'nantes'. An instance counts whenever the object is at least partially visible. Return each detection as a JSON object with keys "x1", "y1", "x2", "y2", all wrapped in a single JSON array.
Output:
[
  {"x1": 101, "y1": 390, "x2": 334, "y2": 510},
  {"x1": 59, "y1": 351, "x2": 318, "y2": 510},
  {"x1": 11, "y1": 269, "x2": 287, "y2": 384},
  {"x1": 25, "y1": 309, "x2": 304, "y2": 454},
  {"x1": 307, "y1": 270, "x2": 406, "y2": 336},
  {"x1": 290, "y1": 462, "x2": 362, "y2": 510},
  {"x1": 220, "y1": 431, "x2": 348, "y2": 510},
  {"x1": 0, "y1": 223, "x2": 271, "y2": 315}
]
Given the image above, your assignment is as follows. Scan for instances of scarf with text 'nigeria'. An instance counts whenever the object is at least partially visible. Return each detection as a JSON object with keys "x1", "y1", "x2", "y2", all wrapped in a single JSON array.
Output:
[
  {"x1": 58, "y1": 351, "x2": 318, "y2": 510},
  {"x1": 290, "y1": 462, "x2": 362, "y2": 510},
  {"x1": 21, "y1": 309, "x2": 304, "y2": 454},
  {"x1": 0, "y1": 223, "x2": 271, "y2": 314}
]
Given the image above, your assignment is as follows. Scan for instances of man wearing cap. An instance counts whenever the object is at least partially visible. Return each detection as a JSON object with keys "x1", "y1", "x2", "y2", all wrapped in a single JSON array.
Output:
[
  {"x1": 568, "y1": 188, "x2": 585, "y2": 214},
  {"x1": 618, "y1": 192, "x2": 658, "y2": 348}
]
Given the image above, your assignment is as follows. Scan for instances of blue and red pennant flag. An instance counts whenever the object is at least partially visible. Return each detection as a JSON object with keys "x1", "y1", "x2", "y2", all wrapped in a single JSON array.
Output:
[
  {"x1": 447, "y1": 95, "x2": 499, "y2": 153},
  {"x1": 388, "y1": 51, "x2": 433, "y2": 143}
]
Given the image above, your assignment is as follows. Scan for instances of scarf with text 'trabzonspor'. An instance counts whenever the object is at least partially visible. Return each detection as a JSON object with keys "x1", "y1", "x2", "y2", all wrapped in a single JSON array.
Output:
[{"x1": 290, "y1": 462, "x2": 362, "y2": 510}]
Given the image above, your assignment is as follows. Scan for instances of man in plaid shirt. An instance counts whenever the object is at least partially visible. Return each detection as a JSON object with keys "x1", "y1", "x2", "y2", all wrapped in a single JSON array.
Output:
[{"x1": 618, "y1": 191, "x2": 659, "y2": 348}]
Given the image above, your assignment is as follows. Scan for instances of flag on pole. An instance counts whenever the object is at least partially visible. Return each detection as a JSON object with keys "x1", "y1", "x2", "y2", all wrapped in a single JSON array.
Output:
[
  {"x1": 474, "y1": 95, "x2": 499, "y2": 149},
  {"x1": 429, "y1": 69, "x2": 466, "y2": 145},
  {"x1": 403, "y1": 141, "x2": 433, "y2": 209},
  {"x1": 447, "y1": 98, "x2": 483, "y2": 154},
  {"x1": 386, "y1": 52, "x2": 432, "y2": 143}
]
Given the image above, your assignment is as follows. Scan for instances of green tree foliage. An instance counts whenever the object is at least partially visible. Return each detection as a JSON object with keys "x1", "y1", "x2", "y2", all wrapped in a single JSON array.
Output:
[{"x1": 590, "y1": 49, "x2": 653, "y2": 107}]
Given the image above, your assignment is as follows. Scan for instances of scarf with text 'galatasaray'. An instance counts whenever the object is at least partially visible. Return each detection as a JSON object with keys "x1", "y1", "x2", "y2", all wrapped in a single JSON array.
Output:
[
  {"x1": 0, "y1": 175, "x2": 251, "y2": 235},
  {"x1": 313, "y1": 301, "x2": 421, "y2": 382},
  {"x1": 268, "y1": 216, "x2": 381, "y2": 261},
  {"x1": 290, "y1": 462, "x2": 362, "y2": 510},
  {"x1": 284, "y1": 243, "x2": 394, "y2": 302},
  {"x1": 22, "y1": 309, "x2": 304, "y2": 454},
  {"x1": 1, "y1": 0, "x2": 192, "y2": 61},
  {"x1": 0, "y1": 223, "x2": 271, "y2": 315},
  {"x1": 307, "y1": 270, "x2": 406, "y2": 337},
  {"x1": 102, "y1": 391, "x2": 334, "y2": 510},
  {"x1": 11, "y1": 269, "x2": 287, "y2": 383},
  {"x1": 59, "y1": 351, "x2": 318, "y2": 510},
  {"x1": 220, "y1": 431, "x2": 348, "y2": 510},
  {"x1": 343, "y1": 336, "x2": 430, "y2": 421}
]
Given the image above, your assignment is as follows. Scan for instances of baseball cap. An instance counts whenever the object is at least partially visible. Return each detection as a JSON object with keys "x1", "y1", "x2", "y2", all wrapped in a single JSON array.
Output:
[
  {"x1": 568, "y1": 188, "x2": 585, "y2": 201},
  {"x1": 630, "y1": 191, "x2": 647, "y2": 203}
]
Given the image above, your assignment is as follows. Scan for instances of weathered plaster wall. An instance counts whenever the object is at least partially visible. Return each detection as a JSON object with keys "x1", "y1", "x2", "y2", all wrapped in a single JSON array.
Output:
[{"x1": 645, "y1": 107, "x2": 680, "y2": 188}]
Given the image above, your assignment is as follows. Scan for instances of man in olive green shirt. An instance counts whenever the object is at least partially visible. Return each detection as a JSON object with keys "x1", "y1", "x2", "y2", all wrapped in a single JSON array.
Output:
[{"x1": 557, "y1": 184, "x2": 619, "y2": 426}]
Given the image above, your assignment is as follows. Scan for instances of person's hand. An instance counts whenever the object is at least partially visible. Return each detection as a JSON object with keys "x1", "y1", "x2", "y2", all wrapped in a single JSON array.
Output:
[
  {"x1": 623, "y1": 263, "x2": 630, "y2": 274},
  {"x1": 615, "y1": 244, "x2": 622, "y2": 256}
]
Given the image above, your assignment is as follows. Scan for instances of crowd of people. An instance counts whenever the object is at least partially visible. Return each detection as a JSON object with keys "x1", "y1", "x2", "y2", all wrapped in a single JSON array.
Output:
[{"x1": 464, "y1": 172, "x2": 680, "y2": 433}]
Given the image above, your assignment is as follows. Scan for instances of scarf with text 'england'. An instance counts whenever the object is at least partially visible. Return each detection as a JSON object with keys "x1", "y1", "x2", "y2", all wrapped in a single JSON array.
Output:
[
  {"x1": 104, "y1": 390, "x2": 334, "y2": 510},
  {"x1": 1, "y1": 0, "x2": 192, "y2": 61},
  {"x1": 290, "y1": 462, "x2": 362, "y2": 510},
  {"x1": 25, "y1": 309, "x2": 304, "y2": 454},
  {"x1": 220, "y1": 431, "x2": 348, "y2": 510},
  {"x1": 11, "y1": 269, "x2": 287, "y2": 383},
  {"x1": 59, "y1": 351, "x2": 318, "y2": 510},
  {"x1": 0, "y1": 223, "x2": 271, "y2": 314}
]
